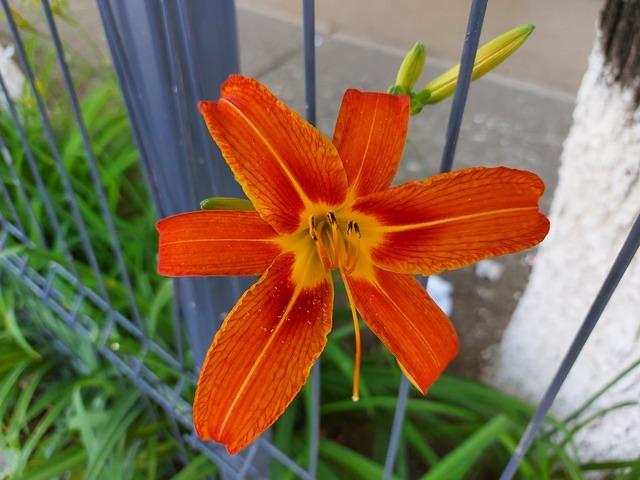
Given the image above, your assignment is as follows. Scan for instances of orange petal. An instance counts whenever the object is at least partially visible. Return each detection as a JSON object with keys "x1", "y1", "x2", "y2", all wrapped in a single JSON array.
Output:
[
  {"x1": 157, "y1": 210, "x2": 281, "y2": 276},
  {"x1": 353, "y1": 167, "x2": 550, "y2": 275},
  {"x1": 345, "y1": 266, "x2": 458, "y2": 393},
  {"x1": 199, "y1": 76, "x2": 348, "y2": 234},
  {"x1": 333, "y1": 90, "x2": 410, "y2": 197},
  {"x1": 193, "y1": 252, "x2": 332, "y2": 454}
]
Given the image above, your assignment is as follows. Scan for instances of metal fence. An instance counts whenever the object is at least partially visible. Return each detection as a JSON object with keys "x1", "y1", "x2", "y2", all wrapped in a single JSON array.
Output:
[{"x1": 0, "y1": 0, "x2": 638, "y2": 478}]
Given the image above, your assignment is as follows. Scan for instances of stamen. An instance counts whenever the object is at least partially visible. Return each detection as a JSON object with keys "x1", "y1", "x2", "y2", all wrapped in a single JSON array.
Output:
[
  {"x1": 343, "y1": 222, "x2": 361, "y2": 275},
  {"x1": 314, "y1": 238, "x2": 333, "y2": 271},
  {"x1": 340, "y1": 265, "x2": 361, "y2": 402},
  {"x1": 308, "y1": 215, "x2": 332, "y2": 271},
  {"x1": 308, "y1": 215, "x2": 317, "y2": 240},
  {"x1": 326, "y1": 212, "x2": 341, "y2": 269}
]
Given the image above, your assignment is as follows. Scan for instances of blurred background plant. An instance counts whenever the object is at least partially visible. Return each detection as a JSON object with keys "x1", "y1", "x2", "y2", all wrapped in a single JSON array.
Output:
[{"x1": 1, "y1": 2, "x2": 639, "y2": 480}]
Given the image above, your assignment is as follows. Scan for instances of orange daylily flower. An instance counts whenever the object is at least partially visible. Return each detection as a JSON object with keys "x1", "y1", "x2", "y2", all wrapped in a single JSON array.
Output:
[{"x1": 157, "y1": 75, "x2": 549, "y2": 454}]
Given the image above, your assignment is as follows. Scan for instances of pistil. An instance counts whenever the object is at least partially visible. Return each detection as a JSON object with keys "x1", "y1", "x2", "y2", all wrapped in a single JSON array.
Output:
[
  {"x1": 308, "y1": 215, "x2": 333, "y2": 271},
  {"x1": 343, "y1": 221, "x2": 361, "y2": 275}
]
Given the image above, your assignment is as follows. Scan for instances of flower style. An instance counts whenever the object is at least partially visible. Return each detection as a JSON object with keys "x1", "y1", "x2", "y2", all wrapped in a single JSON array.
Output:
[{"x1": 156, "y1": 75, "x2": 549, "y2": 454}]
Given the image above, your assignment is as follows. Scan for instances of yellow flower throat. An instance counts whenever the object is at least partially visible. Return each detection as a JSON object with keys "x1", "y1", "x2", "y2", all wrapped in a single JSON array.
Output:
[{"x1": 307, "y1": 211, "x2": 362, "y2": 275}]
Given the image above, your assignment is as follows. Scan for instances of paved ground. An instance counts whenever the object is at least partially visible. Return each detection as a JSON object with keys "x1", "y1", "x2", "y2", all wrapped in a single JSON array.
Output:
[{"x1": 237, "y1": 8, "x2": 575, "y2": 376}]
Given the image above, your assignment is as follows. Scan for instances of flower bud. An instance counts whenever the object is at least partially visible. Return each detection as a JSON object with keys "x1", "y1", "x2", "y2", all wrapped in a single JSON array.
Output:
[
  {"x1": 422, "y1": 24, "x2": 534, "y2": 104},
  {"x1": 393, "y1": 41, "x2": 426, "y2": 93},
  {"x1": 200, "y1": 197, "x2": 255, "y2": 211}
]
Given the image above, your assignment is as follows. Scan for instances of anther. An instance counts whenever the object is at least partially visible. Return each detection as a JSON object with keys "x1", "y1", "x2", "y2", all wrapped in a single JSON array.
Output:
[
  {"x1": 327, "y1": 211, "x2": 337, "y2": 225},
  {"x1": 343, "y1": 221, "x2": 361, "y2": 275}
]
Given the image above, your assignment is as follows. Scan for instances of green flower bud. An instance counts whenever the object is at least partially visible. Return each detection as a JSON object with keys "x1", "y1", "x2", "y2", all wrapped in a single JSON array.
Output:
[
  {"x1": 394, "y1": 41, "x2": 426, "y2": 92},
  {"x1": 423, "y1": 24, "x2": 534, "y2": 104},
  {"x1": 200, "y1": 197, "x2": 256, "y2": 211}
]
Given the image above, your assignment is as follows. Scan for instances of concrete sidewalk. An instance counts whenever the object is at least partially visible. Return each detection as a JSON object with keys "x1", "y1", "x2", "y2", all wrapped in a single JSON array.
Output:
[{"x1": 237, "y1": 7, "x2": 575, "y2": 376}]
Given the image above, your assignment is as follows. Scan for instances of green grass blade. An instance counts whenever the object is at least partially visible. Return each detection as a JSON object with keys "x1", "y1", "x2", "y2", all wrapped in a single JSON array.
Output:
[
  {"x1": 272, "y1": 398, "x2": 299, "y2": 479},
  {"x1": 0, "y1": 361, "x2": 29, "y2": 420},
  {"x1": 565, "y1": 357, "x2": 640, "y2": 424},
  {"x1": 172, "y1": 454, "x2": 217, "y2": 480},
  {"x1": 323, "y1": 341, "x2": 371, "y2": 397},
  {"x1": 319, "y1": 439, "x2": 400, "y2": 480},
  {"x1": 15, "y1": 397, "x2": 69, "y2": 474},
  {"x1": 0, "y1": 291, "x2": 40, "y2": 359},
  {"x1": 322, "y1": 396, "x2": 478, "y2": 422},
  {"x1": 420, "y1": 414, "x2": 510, "y2": 480},
  {"x1": 18, "y1": 446, "x2": 87, "y2": 480},
  {"x1": 403, "y1": 421, "x2": 439, "y2": 468},
  {"x1": 84, "y1": 392, "x2": 142, "y2": 480},
  {"x1": 7, "y1": 367, "x2": 48, "y2": 441}
]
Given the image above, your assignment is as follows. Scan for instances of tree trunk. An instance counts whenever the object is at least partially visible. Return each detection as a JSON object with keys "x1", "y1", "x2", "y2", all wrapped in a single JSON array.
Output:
[{"x1": 488, "y1": 0, "x2": 640, "y2": 462}]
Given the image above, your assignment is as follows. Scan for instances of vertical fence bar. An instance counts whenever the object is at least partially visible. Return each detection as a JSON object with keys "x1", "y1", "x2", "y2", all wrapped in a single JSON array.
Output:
[
  {"x1": 382, "y1": 1, "x2": 488, "y2": 477},
  {"x1": 500, "y1": 214, "x2": 640, "y2": 480},
  {"x1": 303, "y1": 0, "x2": 316, "y2": 126},
  {"x1": 439, "y1": 0, "x2": 488, "y2": 173},
  {"x1": 96, "y1": 0, "x2": 244, "y2": 367},
  {"x1": 95, "y1": 0, "x2": 168, "y2": 216},
  {"x1": 172, "y1": 0, "x2": 248, "y2": 356},
  {"x1": 382, "y1": 377, "x2": 410, "y2": 479},
  {"x1": 302, "y1": 0, "x2": 320, "y2": 477}
]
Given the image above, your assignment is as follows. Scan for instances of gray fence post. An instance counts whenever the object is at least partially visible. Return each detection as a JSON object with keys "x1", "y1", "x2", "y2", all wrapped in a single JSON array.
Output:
[{"x1": 96, "y1": 0, "x2": 249, "y2": 366}]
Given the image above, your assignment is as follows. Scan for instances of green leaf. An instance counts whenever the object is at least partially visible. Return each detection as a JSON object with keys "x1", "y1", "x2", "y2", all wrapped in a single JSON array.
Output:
[
  {"x1": 322, "y1": 396, "x2": 478, "y2": 422},
  {"x1": 0, "y1": 291, "x2": 39, "y2": 359},
  {"x1": 319, "y1": 439, "x2": 400, "y2": 480},
  {"x1": 565, "y1": 357, "x2": 640, "y2": 424},
  {"x1": 420, "y1": 414, "x2": 510, "y2": 480},
  {"x1": 83, "y1": 391, "x2": 142, "y2": 480},
  {"x1": 0, "y1": 361, "x2": 29, "y2": 420},
  {"x1": 323, "y1": 341, "x2": 371, "y2": 398},
  {"x1": 7, "y1": 368, "x2": 48, "y2": 441},
  {"x1": 272, "y1": 398, "x2": 299, "y2": 479},
  {"x1": 18, "y1": 447, "x2": 87, "y2": 480},
  {"x1": 15, "y1": 397, "x2": 69, "y2": 474},
  {"x1": 172, "y1": 454, "x2": 217, "y2": 480},
  {"x1": 147, "y1": 279, "x2": 173, "y2": 336},
  {"x1": 404, "y1": 421, "x2": 439, "y2": 468}
]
